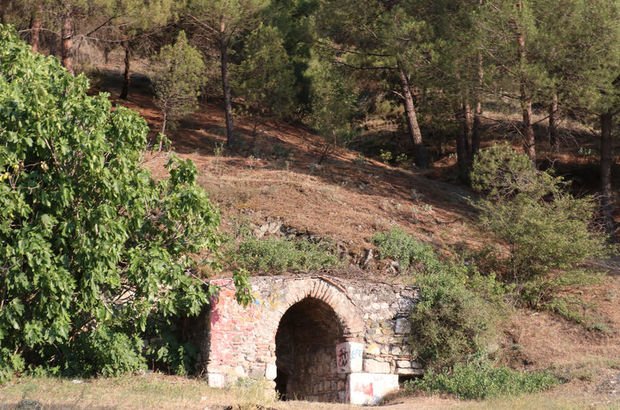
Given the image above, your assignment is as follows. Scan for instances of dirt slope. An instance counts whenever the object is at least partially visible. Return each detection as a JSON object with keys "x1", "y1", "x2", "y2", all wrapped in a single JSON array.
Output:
[{"x1": 109, "y1": 81, "x2": 484, "y2": 269}]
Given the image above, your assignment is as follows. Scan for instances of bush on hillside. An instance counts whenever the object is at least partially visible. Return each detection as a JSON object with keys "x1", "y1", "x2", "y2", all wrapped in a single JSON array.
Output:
[
  {"x1": 471, "y1": 143, "x2": 609, "y2": 280},
  {"x1": 371, "y1": 229, "x2": 506, "y2": 370},
  {"x1": 230, "y1": 237, "x2": 339, "y2": 274},
  {"x1": 410, "y1": 262, "x2": 506, "y2": 370},
  {"x1": 0, "y1": 26, "x2": 224, "y2": 379},
  {"x1": 371, "y1": 228, "x2": 442, "y2": 273}
]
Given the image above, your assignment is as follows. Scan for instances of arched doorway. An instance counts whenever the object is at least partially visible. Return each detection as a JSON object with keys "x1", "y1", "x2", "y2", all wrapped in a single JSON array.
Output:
[{"x1": 275, "y1": 297, "x2": 344, "y2": 402}]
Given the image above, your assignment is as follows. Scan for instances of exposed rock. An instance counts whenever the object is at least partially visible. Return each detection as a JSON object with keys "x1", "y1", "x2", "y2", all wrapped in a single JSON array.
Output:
[{"x1": 16, "y1": 400, "x2": 43, "y2": 410}]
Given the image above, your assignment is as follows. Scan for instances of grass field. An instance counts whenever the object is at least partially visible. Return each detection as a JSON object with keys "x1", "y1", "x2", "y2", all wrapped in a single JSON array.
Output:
[{"x1": 1, "y1": 373, "x2": 619, "y2": 410}]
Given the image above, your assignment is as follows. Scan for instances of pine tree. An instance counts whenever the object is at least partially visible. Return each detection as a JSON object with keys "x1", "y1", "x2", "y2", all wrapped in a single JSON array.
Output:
[
  {"x1": 306, "y1": 51, "x2": 358, "y2": 161},
  {"x1": 234, "y1": 24, "x2": 296, "y2": 136},
  {"x1": 112, "y1": 0, "x2": 179, "y2": 99},
  {"x1": 187, "y1": 0, "x2": 269, "y2": 148},
  {"x1": 315, "y1": 0, "x2": 436, "y2": 167},
  {"x1": 479, "y1": 0, "x2": 550, "y2": 162},
  {"x1": 152, "y1": 31, "x2": 206, "y2": 140}
]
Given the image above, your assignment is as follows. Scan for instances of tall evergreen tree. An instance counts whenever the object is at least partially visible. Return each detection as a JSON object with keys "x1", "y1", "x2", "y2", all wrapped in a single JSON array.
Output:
[
  {"x1": 315, "y1": 0, "x2": 436, "y2": 167},
  {"x1": 234, "y1": 24, "x2": 296, "y2": 135},
  {"x1": 110, "y1": 0, "x2": 179, "y2": 99},
  {"x1": 152, "y1": 31, "x2": 206, "y2": 139},
  {"x1": 479, "y1": 0, "x2": 550, "y2": 162},
  {"x1": 187, "y1": 0, "x2": 269, "y2": 148}
]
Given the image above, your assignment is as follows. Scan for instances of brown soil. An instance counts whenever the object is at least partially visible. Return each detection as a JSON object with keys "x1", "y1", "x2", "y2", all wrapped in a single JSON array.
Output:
[{"x1": 106, "y1": 78, "x2": 484, "y2": 268}]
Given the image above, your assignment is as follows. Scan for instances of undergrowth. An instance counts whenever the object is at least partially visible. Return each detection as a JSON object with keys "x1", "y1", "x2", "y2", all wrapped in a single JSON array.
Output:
[
  {"x1": 228, "y1": 237, "x2": 339, "y2": 274},
  {"x1": 372, "y1": 228, "x2": 507, "y2": 370},
  {"x1": 374, "y1": 227, "x2": 567, "y2": 400},
  {"x1": 406, "y1": 358, "x2": 559, "y2": 400},
  {"x1": 372, "y1": 228, "x2": 441, "y2": 273}
]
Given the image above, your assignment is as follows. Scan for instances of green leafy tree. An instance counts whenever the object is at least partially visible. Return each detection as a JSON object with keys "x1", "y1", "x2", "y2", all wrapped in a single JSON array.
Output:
[
  {"x1": 234, "y1": 24, "x2": 296, "y2": 135},
  {"x1": 0, "y1": 26, "x2": 220, "y2": 379},
  {"x1": 152, "y1": 31, "x2": 206, "y2": 141}
]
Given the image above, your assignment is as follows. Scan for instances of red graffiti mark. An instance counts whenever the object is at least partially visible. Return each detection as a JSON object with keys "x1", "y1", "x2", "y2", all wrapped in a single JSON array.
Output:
[{"x1": 355, "y1": 383, "x2": 373, "y2": 397}]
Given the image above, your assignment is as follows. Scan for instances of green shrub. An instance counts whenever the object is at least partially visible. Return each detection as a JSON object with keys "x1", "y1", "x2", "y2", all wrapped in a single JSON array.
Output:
[
  {"x1": 471, "y1": 144, "x2": 609, "y2": 279},
  {"x1": 231, "y1": 237, "x2": 339, "y2": 274},
  {"x1": 407, "y1": 359, "x2": 559, "y2": 399},
  {"x1": 372, "y1": 229, "x2": 507, "y2": 370},
  {"x1": 379, "y1": 149, "x2": 393, "y2": 163},
  {"x1": 0, "y1": 348, "x2": 25, "y2": 383},
  {"x1": 519, "y1": 270, "x2": 608, "y2": 330},
  {"x1": 372, "y1": 228, "x2": 441, "y2": 273},
  {"x1": 411, "y1": 267, "x2": 505, "y2": 370},
  {"x1": 67, "y1": 327, "x2": 146, "y2": 377}
]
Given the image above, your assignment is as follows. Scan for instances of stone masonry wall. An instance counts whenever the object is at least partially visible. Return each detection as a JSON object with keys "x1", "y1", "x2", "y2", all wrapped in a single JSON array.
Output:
[{"x1": 342, "y1": 280, "x2": 422, "y2": 377}]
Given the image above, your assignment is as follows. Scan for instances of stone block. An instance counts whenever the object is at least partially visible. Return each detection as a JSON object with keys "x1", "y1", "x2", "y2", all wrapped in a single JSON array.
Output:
[
  {"x1": 336, "y1": 342, "x2": 364, "y2": 373},
  {"x1": 394, "y1": 318, "x2": 411, "y2": 334},
  {"x1": 396, "y1": 367, "x2": 424, "y2": 376},
  {"x1": 366, "y1": 343, "x2": 381, "y2": 356},
  {"x1": 265, "y1": 363, "x2": 277, "y2": 380},
  {"x1": 207, "y1": 373, "x2": 226, "y2": 388},
  {"x1": 364, "y1": 359, "x2": 391, "y2": 374},
  {"x1": 347, "y1": 373, "x2": 399, "y2": 405}
]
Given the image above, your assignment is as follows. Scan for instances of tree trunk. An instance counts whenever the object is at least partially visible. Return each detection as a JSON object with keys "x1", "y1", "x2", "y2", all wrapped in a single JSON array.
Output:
[
  {"x1": 456, "y1": 103, "x2": 470, "y2": 181},
  {"x1": 119, "y1": 40, "x2": 131, "y2": 100},
  {"x1": 61, "y1": 12, "x2": 74, "y2": 75},
  {"x1": 521, "y1": 93, "x2": 535, "y2": 161},
  {"x1": 398, "y1": 66, "x2": 427, "y2": 168},
  {"x1": 517, "y1": 27, "x2": 535, "y2": 162},
  {"x1": 463, "y1": 101, "x2": 473, "y2": 156},
  {"x1": 30, "y1": 4, "x2": 43, "y2": 53},
  {"x1": 472, "y1": 52, "x2": 484, "y2": 157},
  {"x1": 600, "y1": 111, "x2": 615, "y2": 234},
  {"x1": 220, "y1": 35, "x2": 234, "y2": 147},
  {"x1": 161, "y1": 110, "x2": 168, "y2": 136},
  {"x1": 549, "y1": 92, "x2": 559, "y2": 149},
  {"x1": 104, "y1": 47, "x2": 111, "y2": 64}
]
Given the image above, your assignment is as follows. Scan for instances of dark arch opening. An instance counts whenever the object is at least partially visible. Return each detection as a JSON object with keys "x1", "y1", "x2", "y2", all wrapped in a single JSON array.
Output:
[{"x1": 275, "y1": 297, "x2": 345, "y2": 402}]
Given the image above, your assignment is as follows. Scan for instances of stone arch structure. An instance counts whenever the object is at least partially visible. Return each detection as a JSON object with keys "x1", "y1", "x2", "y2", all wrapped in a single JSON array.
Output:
[
  {"x1": 198, "y1": 275, "x2": 419, "y2": 405},
  {"x1": 272, "y1": 277, "x2": 365, "y2": 340}
]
